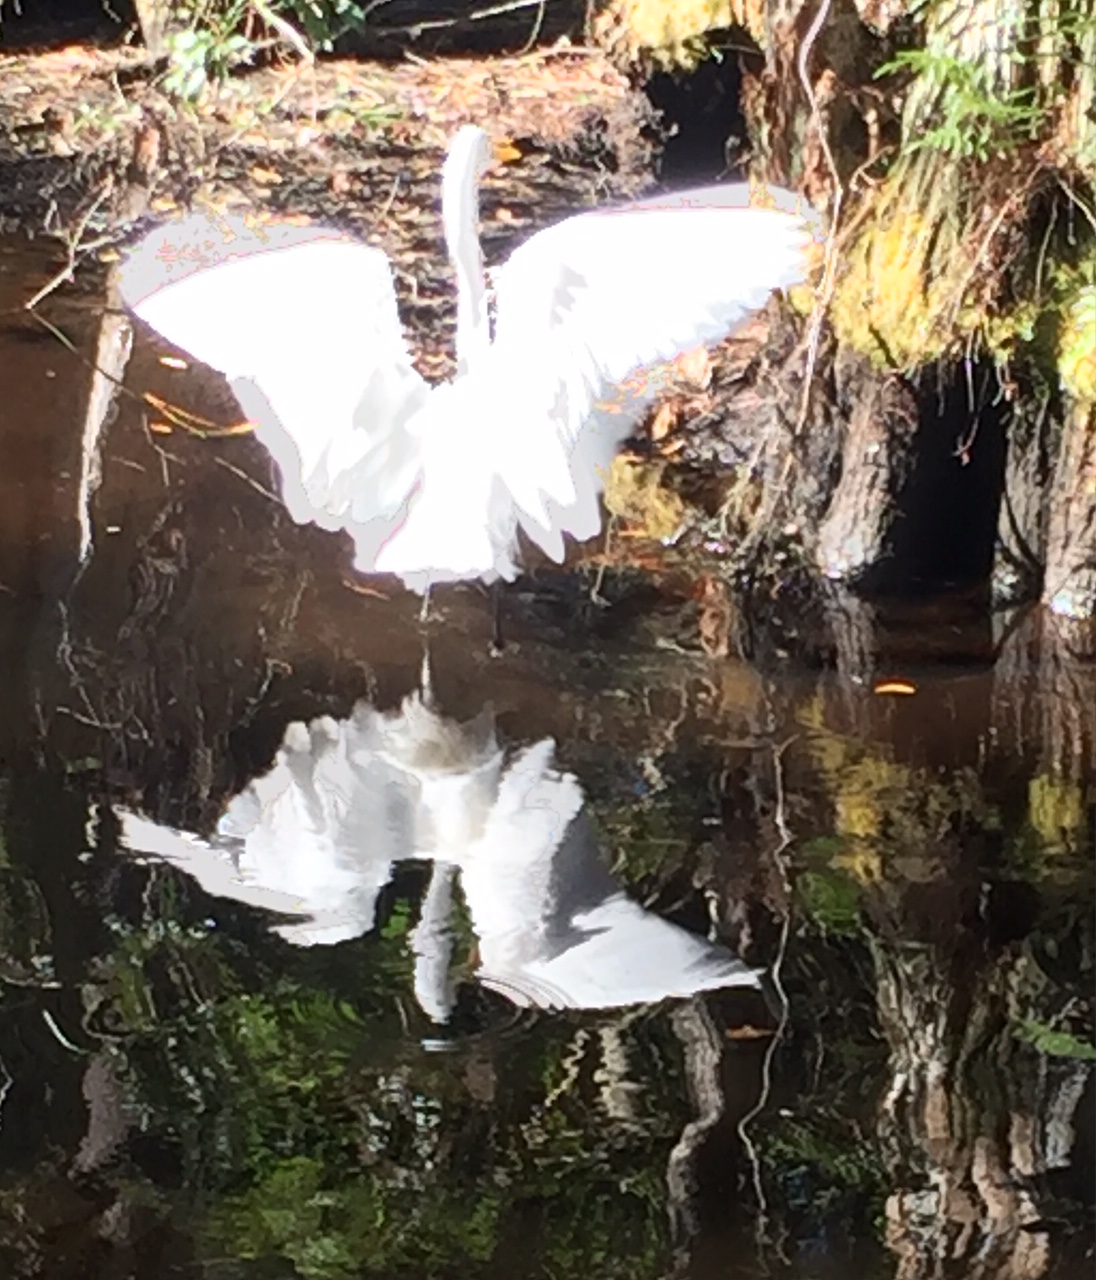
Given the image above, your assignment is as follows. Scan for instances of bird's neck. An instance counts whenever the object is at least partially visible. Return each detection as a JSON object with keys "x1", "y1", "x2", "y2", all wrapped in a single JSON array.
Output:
[{"x1": 441, "y1": 149, "x2": 491, "y2": 377}]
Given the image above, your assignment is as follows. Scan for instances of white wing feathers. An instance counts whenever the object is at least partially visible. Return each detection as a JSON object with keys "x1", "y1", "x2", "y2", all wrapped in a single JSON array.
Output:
[
  {"x1": 118, "y1": 711, "x2": 414, "y2": 945},
  {"x1": 458, "y1": 738, "x2": 761, "y2": 1011},
  {"x1": 119, "y1": 183, "x2": 819, "y2": 589},
  {"x1": 118, "y1": 214, "x2": 430, "y2": 541},
  {"x1": 486, "y1": 190, "x2": 819, "y2": 558}
]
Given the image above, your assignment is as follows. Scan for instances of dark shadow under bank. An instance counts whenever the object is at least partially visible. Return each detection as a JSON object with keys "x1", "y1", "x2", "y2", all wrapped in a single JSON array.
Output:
[{"x1": 0, "y1": 0, "x2": 590, "y2": 56}]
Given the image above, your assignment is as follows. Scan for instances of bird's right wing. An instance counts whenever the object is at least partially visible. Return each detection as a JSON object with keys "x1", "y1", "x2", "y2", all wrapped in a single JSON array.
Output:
[
  {"x1": 119, "y1": 214, "x2": 431, "y2": 555},
  {"x1": 486, "y1": 185, "x2": 822, "y2": 558}
]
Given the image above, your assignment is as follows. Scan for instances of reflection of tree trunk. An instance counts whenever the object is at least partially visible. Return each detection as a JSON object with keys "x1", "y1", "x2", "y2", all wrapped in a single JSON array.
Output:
[
  {"x1": 823, "y1": 586, "x2": 878, "y2": 719},
  {"x1": 73, "y1": 1053, "x2": 128, "y2": 1176},
  {"x1": 666, "y1": 1000, "x2": 726, "y2": 1254},
  {"x1": 992, "y1": 607, "x2": 1094, "y2": 852},
  {"x1": 876, "y1": 941, "x2": 1039, "y2": 1280},
  {"x1": 871, "y1": 909, "x2": 1091, "y2": 1280},
  {"x1": 594, "y1": 1024, "x2": 642, "y2": 1127}
]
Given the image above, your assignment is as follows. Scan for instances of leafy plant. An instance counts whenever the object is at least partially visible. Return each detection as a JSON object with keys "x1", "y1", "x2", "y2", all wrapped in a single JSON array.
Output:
[
  {"x1": 162, "y1": 1, "x2": 256, "y2": 101},
  {"x1": 279, "y1": 0, "x2": 368, "y2": 50},
  {"x1": 877, "y1": 48, "x2": 1045, "y2": 162},
  {"x1": 1013, "y1": 1017, "x2": 1096, "y2": 1061}
]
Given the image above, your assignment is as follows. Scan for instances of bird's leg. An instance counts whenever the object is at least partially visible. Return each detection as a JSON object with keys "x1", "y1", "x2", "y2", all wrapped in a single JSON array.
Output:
[
  {"x1": 489, "y1": 579, "x2": 505, "y2": 656},
  {"x1": 589, "y1": 520, "x2": 614, "y2": 608}
]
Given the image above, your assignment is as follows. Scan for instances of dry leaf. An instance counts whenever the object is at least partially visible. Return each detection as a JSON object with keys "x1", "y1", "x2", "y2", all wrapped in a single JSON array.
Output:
[
  {"x1": 649, "y1": 401, "x2": 678, "y2": 442},
  {"x1": 673, "y1": 345, "x2": 712, "y2": 389},
  {"x1": 248, "y1": 165, "x2": 282, "y2": 186},
  {"x1": 874, "y1": 679, "x2": 917, "y2": 696}
]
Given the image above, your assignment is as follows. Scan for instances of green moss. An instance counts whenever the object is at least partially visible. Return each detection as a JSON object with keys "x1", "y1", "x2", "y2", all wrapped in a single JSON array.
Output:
[
  {"x1": 1027, "y1": 772, "x2": 1088, "y2": 854},
  {"x1": 1058, "y1": 280, "x2": 1096, "y2": 403},
  {"x1": 830, "y1": 188, "x2": 970, "y2": 369}
]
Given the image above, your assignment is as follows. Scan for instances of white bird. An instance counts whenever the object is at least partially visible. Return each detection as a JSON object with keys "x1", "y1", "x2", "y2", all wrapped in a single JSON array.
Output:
[
  {"x1": 118, "y1": 127, "x2": 822, "y2": 593},
  {"x1": 117, "y1": 683, "x2": 760, "y2": 1013}
]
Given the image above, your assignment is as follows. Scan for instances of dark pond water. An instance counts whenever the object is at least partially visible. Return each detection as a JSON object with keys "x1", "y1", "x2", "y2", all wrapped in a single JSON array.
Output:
[{"x1": 0, "y1": 235, "x2": 1093, "y2": 1280}]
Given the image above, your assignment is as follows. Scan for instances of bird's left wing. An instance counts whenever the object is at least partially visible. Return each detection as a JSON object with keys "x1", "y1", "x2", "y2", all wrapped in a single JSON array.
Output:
[
  {"x1": 119, "y1": 213, "x2": 431, "y2": 556},
  {"x1": 487, "y1": 184, "x2": 822, "y2": 557}
]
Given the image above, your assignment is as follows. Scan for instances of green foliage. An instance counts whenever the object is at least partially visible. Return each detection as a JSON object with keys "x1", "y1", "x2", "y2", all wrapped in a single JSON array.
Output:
[
  {"x1": 278, "y1": 0, "x2": 368, "y2": 51},
  {"x1": 156, "y1": 0, "x2": 375, "y2": 101},
  {"x1": 0, "y1": 865, "x2": 55, "y2": 988},
  {"x1": 162, "y1": 1, "x2": 256, "y2": 102},
  {"x1": 1012, "y1": 1017, "x2": 1096, "y2": 1061},
  {"x1": 795, "y1": 865, "x2": 863, "y2": 936},
  {"x1": 761, "y1": 1110, "x2": 888, "y2": 1237},
  {"x1": 877, "y1": 48, "x2": 1045, "y2": 162},
  {"x1": 209, "y1": 1155, "x2": 502, "y2": 1279}
]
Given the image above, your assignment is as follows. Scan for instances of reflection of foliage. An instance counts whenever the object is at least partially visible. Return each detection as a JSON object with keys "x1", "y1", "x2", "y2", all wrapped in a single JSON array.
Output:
[
  {"x1": 798, "y1": 700, "x2": 1001, "y2": 900},
  {"x1": 211, "y1": 1155, "x2": 501, "y2": 1279},
  {"x1": 0, "y1": 865, "x2": 55, "y2": 989},
  {"x1": 764, "y1": 1111, "x2": 887, "y2": 1227},
  {"x1": 1027, "y1": 772, "x2": 1087, "y2": 855},
  {"x1": 87, "y1": 876, "x2": 682, "y2": 1279},
  {"x1": 795, "y1": 863, "x2": 862, "y2": 936},
  {"x1": 0, "y1": 783, "x2": 58, "y2": 990},
  {"x1": 758, "y1": 837, "x2": 892, "y2": 1253},
  {"x1": 1012, "y1": 1017, "x2": 1096, "y2": 1061},
  {"x1": 596, "y1": 783, "x2": 694, "y2": 887}
]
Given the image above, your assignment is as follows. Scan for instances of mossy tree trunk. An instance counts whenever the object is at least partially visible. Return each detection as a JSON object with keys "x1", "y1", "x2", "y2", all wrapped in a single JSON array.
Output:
[{"x1": 598, "y1": 0, "x2": 1093, "y2": 624}]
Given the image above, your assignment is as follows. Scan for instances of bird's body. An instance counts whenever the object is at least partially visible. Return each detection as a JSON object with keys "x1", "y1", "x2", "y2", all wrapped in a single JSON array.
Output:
[{"x1": 119, "y1": 126, "x2": 821, "y2": 592}]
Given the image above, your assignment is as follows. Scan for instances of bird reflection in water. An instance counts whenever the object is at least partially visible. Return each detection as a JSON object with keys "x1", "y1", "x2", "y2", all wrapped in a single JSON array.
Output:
[{"x1": 118, "y1": 672, "x2": 759, "y2": 1018}]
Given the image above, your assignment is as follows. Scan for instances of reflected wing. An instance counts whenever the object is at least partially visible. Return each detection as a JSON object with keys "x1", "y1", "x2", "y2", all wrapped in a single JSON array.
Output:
[
  {"x1": 119, "y1": 213, "x2": 431, "y2": 557},
  {"x1": 460, "y1": 739, "x2": 760, "y2": 1010},
  {"x1": 519, "y1": 893, "x2": 761, "y2": 1010},
  {"x1": 117, "y1": 711, "x2": 415, "y2": 945},
  {"x1": 458, "y1": 738, "x2": 583, "y2": 948},
  {"x1": 486, "y1": 184, "x2": 821, "y2": 557}
]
